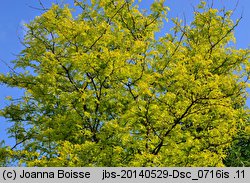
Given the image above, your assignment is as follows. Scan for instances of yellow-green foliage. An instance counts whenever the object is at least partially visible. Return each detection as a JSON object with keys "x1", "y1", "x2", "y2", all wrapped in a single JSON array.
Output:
[{"x1": 0, "y1": 0, "x2": 249, "y2": 166}]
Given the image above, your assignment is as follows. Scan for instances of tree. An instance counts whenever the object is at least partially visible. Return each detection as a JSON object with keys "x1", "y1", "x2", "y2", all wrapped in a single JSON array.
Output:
[
  {"x1": 223, "y1": 120, "x2": 250, "y2": 167},
  {"x1": 0, "y1": 0, "x2": 249, "y2": 166}
]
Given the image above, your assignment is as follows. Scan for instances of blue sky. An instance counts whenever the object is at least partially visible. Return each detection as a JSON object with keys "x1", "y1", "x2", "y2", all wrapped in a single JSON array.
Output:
[{"x1": 0, "y1": 0, "x2": 249, "y2": 147}]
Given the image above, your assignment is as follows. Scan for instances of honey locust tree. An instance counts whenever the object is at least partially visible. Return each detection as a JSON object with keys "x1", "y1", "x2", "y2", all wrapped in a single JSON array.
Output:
[{"x1": 0, "y1": 0, "x2": 249, "y2": 166}]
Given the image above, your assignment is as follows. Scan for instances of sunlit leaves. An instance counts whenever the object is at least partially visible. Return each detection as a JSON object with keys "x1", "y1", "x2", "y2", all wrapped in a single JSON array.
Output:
[{"x1": 0, "y1": 0, "x2": 249, "y2": 167}]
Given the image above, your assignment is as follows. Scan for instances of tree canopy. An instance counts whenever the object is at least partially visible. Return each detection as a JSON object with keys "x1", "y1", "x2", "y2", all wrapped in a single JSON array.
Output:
[{"x1": 0, "y1": 0, "x2": 249, "y2": 166}]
